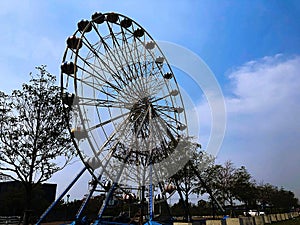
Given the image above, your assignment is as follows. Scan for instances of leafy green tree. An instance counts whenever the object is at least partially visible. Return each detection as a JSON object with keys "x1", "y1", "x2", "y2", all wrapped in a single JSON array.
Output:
[
  {"x1": 193, "y1": 163, "x2": 223, "y2": 217},
  {"x1": 275, "y1": 188, "x2": 298, "y2": 211},
  {"x1": 257, "y1": 183, "x2": 299, "y2": 212},
  {"x1": 203, "y1": 161, "x2": 255, "y2": 216},
  {"x1": 170, "y1": 142, "x2": 199, "y2": 221},
  {"x1": 0, "y1": 66, "x2": 75, "y2": 225},
  {"x1": 232, "y1": 166, "x2": 257, "y2": 211},
  {"x1": 256, "y1": 183, "x2": 275, "y2": 211},
  {"x1": 171, "y1": 142, "x2": 215, "y2": 221},
  {"x1": 213, "y1": 161, "x2": 236, "y2": 208}
]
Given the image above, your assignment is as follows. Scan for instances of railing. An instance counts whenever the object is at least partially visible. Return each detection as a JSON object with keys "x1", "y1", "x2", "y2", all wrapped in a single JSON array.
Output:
[{"x1": 0, "y1": 216, "x2": 21, "y2": 225}]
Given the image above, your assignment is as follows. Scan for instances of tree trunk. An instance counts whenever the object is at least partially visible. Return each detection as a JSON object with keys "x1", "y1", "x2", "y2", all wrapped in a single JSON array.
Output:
[
  {"x1": 184, "y1": 191, "x2": 191, "y2": 222},
  {"x1": 23, "y1": 186, "x2": 33, "y2": 225},
  {"x1": 174, "y1": 180, "x2": 190, "y2": 222},
  {"x1": 139, "y1": 185, "x2": 145, "y2": 225},
  {"x1": 230, "y1": 198, "x2": 236, "y2": 217},
  {"x1": 211, "y1": 199, "x2": 216, "y2": 219}
]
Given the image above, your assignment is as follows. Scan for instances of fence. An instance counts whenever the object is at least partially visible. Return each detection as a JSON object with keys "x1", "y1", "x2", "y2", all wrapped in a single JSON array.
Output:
[{"x1": 0, "y1": 216, "x2": 21, "y2": 225}]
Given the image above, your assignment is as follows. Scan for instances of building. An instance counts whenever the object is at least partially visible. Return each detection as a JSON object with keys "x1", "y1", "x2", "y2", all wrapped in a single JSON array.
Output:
[{"x1": 0, "y1": 181, "x2": 57, "y2": 216}]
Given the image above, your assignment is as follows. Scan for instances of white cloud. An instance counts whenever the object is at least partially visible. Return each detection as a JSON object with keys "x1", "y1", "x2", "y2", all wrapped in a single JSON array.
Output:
[
  {"x1": 227, "y1": 55, "x2": 300, "y2": 135},
  {"x1": 228, "y1": 55, "x2": 300, "y2": 115},
  {"x1": 216, "y1": 54, "x2": 300, "y2": 197}
]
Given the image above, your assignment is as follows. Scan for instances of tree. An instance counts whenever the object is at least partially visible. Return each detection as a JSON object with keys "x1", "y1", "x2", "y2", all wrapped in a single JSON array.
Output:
[
  {"x1": 274, "y1": 188, "x2": 299, "y2": 211},
  {"x1": 193, "y1": 163, "x2": 223, "y2": 217},
  {"x1": 207, "y1": 161, "x2": 255, "y2": 216},
  {"x1": 171, "y1": 141, "x2": 215, "y2": 221},
  {"x1": 257, "y1": 183, "x2": 299, "y2": 213},
  {"x1": 213, "y1": 161, "x2": 236, "y2": 208},
  {"x1": 170, "y1": 141, "x2": 198, "y2": 221},
  {"x1": 256, "y1": 183, "x2": 275, "y2": 211},
  {"x1": 231, "y1": 166, "x2": 257, "y2": 211},
  {"x1": 0, "y1": 66, "x2": 75, "y2": 224}
]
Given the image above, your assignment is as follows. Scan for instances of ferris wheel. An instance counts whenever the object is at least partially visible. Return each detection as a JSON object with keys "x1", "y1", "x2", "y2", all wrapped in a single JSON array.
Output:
[{"x1": 39, "y1": 12, "x2": 190, "y2": 225}]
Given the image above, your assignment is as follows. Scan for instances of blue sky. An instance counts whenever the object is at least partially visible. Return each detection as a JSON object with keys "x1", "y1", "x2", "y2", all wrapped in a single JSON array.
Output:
[{"x1": 1, "y1": 0, "x2": 300, "y2": 201}]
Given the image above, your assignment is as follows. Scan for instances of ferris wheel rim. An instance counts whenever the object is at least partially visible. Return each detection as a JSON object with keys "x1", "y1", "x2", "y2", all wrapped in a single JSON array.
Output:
[{"x1": 60, "y1": 12, "x2": 190, "y2": 187}]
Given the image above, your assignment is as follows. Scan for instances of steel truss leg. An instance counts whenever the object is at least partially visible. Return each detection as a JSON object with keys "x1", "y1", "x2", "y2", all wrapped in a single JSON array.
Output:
[
  {"x1": 189, "y1": 163, "x2": 225, "y2": 213},
  {"x1": 70, "y1": 177, "x2": 101, "y2": 225},
  {"x1": 93, "y1": 158, "x2": 128, "y2": 225},
  {"x1": 72, "y1": 155, "x2": 114, "y2": 225},
  {"x1": 149, "y1": 163, "x2": 153, "y2": 221},
  {"x1": 153, "y1": 165, "x2": 172, "y2": 219},
  {"x1": 35, "y1": 167, "x2": 87, "y2": 225}
]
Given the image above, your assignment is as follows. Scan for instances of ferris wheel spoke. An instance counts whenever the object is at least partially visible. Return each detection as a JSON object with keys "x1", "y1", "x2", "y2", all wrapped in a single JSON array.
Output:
[
  {"x1": 77, "y1": 68, "x2": 117, "y2": 92},
  {"x1": 109, "y1": 30, "x2": 146, "y2": 94},
  {"x1": 106, "y1": 23, "x2": 130, "y2": 68},
  {"x1": 133, "y1": 107, "x2": 177, "y2": 150},
  {"x1": 126, "y1": 104, "x2": 153, "y2": 140},
  {"x1": 119, "y1": 28, "x2": 140, "y2": 77},
  {"x1": 113, "y1": 31, "x2": 149, "y2": 97},
  {"x1": 118, "y1": 29, "x2": 152, "y2": 94},
  {"x1": 140, "y1": 42, "x2": 158, "y2": 82},
  {"x1": 77, "y1": 96, "x2": 128, "y2": 108},
  {"x1": 93, "y1": 151, "x2": 114, "y2": 178},
  {"x1": 89, "y1": 25, "x2": 134, "y2": 87},
  {"x1": 99, "y1": 40, "x2": 131, "y2": 84},
  {"x1": 88, "y1": 50, "x2": 128, "y2": 88},
  {"x1": 87, "y1": 111, "x2": 131, "y2": 132},
  {"x1": 151, "y1": 124, "x2": 176, "y2": 152},
  {"x1": 132, "y1": 62, "x2": 156, "y2": 95},
  {"x1": 150, "y1": 93, "x2": 174, "y2": 104},
  {"x1": 93, "y1": 116, "x2": 133, "y2": 158},
  {"x1": 80, "y1": 79, "x2": 119, "y2": 102},
  {"x1": 154, "y1": 105, "x2": 181, "y2": 113},
  {"x1": 73, "y1": 49, "x2": 123, "y2": 92},
  {"x1": 88, "y1": 125, "x2": 134, "y2": 176},
  {"x1": 131, "y1": 38, "x2": 145, "y2": 79},
  {"x1": 124, "y1": 166, "x2": 143, "y2": 183},
  {"x1": 80, "y1": 34, "x2": 126, "y2": 88},
  {"x1": 155, "y1": 114, "x2": 182, "y2": 134},
  {"x1": 150, "y1": 118, "x2": 170, "y2": 144},
  {"x1": 143, "y1": 60, "x2": 157, "y2": 79},
  {"x1": 67, "y1": 67, "x2": 121, "y2": 101},
  {"x1": 153, "y1": 114, "x2": 181, "y2": 141},
  {"x1": 80, "y1": 53, "x2": 122, "y2": 83},
  {"x1": 125, "y1": 38, "x2": 143, "y2": 81},
  {"x1": 125, "y1": 58, "x2": 140, "y2": 82},
  {"x1": 155, "y1": 107, "x2": 181, "y2": 125},
  {"x1": 120, "y1": 33, "x2": 152, "y2": 96},
  {"x1": 154, "y1": 105, "x2": 184, "y2": 128},
  {"x1": 106, "y1": 123, "x2": 144, "y2": 166}
]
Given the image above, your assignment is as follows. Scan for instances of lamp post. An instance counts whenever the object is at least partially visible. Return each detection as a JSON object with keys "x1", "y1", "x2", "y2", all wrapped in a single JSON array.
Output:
[{"x1": 66, "y1": 194, "x2": 70, "y2": 222}]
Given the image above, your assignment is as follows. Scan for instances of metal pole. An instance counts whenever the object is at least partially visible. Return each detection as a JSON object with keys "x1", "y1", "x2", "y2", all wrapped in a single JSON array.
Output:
[
  {"x1": 35, "y1": 167, "x2": 87, "y2": 225},
  {"x1": 190, "y1": 163, "x2": 225, "y2": 213},
  {"x1": 140, "y1": 185, "x2": 146, "y2": 225},
  {"x1": 93, "y1": 156, "x2": 129, "y2": 225},
  {"x1": 149, "y1": 163, "x2": 153, "y2": 221},
  {"x1": 73, "y1": 154, "x2": 113, "y2": 223}
]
